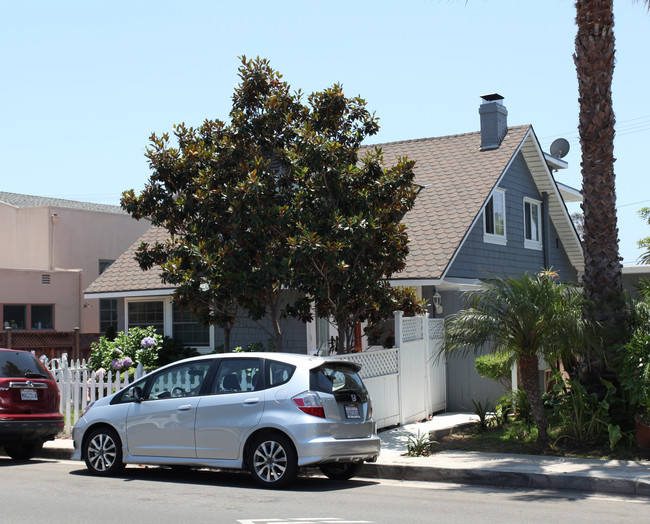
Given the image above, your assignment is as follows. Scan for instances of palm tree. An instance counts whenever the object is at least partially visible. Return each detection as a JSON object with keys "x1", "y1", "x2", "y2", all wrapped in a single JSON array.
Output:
[
  {"x1": 442, "y1": 272, "x2": 592, "y2": 445},
  {"x1": 574, "y1": 0, "x2": 649, "y2": 330},
  {"x1": 574, "y1": 0, "x2": 623, "y2": 330}
]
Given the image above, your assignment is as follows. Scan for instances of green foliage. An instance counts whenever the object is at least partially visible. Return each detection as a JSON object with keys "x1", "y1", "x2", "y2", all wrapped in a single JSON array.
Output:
[
  {"x1": 547, "y1": 376, "x2": 622, "y2": 449},
  {"x1": 442, "y1": 270, "x2": 595, "y2": 444},
  {"x1": 89, "y1": 326, "x2": 162, "y2": 372},
  {"x1": 617, "y1": 329, "x2": 650, "y2": 420},
  {"x1": 475, "y1": 351, "x2": 514, "y2": 390},
  {"x1": 364, "y1": 286, "x2": 428, "y2": 349},
  {"x1": 471, "y1": 398, "x2": 493, "y2": 430},
  {"x1": 406, "y1": 430, "x2": 430, "y2": 457},
  {"x1": 497, "y1": 390, "x2": 532, "y2": 428},
  {"x1": 156, "y1": 336, "x2": 200, "y2": 367},
  {"x1": 233, "y1": 340, "x2": 274, "y2": 353},
  {"x1": 121, "y1": 56, "x2": 416, "y2": 353},
  {"x1": 493, "y1": 397, "x2": 513, "y2": 428}
]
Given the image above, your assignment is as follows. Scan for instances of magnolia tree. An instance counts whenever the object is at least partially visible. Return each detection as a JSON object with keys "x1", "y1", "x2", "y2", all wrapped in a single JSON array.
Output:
[{"x1": 122, "y1": 57, "x2": 418, "y2": 353}]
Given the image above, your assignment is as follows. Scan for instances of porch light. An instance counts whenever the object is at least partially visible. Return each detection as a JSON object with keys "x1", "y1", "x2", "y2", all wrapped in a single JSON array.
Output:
[{"x1": 433, "y1": 291, "x2": 443, "y2": 315}]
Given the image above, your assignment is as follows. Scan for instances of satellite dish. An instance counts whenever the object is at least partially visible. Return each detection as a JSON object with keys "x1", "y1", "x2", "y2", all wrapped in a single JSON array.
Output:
[{"x1": 550, "y1": 138, "x2": 570, "y2": 159}]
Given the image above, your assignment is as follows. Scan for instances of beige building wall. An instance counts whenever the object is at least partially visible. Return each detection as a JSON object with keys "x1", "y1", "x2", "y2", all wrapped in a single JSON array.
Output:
[
  {"x1": 0, "y1": 200, "x2": 150, "y2": 333},
  {"x1": 0, "y1": 268, "x2": 81, "y2": 331}
]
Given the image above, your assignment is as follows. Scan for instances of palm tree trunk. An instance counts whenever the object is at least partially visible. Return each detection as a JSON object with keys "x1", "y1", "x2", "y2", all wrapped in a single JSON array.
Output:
[
  {"x1": 574, "y1": 0, "x2": 625, "y2": 331},
  {"x1": 519, "y1": 353, "x2": 549, "y2": 445}
]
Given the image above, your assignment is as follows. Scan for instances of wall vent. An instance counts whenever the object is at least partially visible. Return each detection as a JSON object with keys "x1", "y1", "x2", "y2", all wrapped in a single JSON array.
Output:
[{"x1": 42, "y1": 274, "x2": 51, "y2": 285}]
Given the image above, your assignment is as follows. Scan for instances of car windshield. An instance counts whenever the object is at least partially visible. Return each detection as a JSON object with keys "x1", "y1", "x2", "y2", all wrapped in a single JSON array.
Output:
[
  {"x1": 0, "y1": 351, "x2": 50, "y2": 379},
  {"x1": 310, "y1": 363, "x2": 367, "y2": 396}
]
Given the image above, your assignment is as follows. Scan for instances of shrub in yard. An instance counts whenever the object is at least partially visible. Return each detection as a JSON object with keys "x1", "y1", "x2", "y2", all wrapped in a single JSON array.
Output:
[
  {"x1": 156, "y1": 336, "x2": 199, "y2": 366},
  {"x1": 89, "y1": 326, "x2": 162, "y2": 372},
  {"x1": 475, "y1": 351, "x2": 515, "y2": 390}
]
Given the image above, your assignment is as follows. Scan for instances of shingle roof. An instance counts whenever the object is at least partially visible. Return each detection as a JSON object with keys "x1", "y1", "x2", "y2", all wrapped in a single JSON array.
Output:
[
  {"x1": 85, "y1": 125, "x2": 532, "y2": 295},
  {"x1": 365, "y1": 125, "x2": 531, "y2": 280},
  {"x1": 85, "y1": 226, "x2": 175, "y2": 294},
  {"x1": 0, "y1": 191, "x2": 127, "y2": 214}
]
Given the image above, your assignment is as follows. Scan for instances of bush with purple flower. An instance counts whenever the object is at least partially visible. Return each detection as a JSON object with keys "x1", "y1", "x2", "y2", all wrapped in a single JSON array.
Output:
[
  {"x1": 89, "y1": 326, "x2": 162, "y2": 373},
  {"x1": 141, "y1": 337, "x2": 156, "y2": 348}
]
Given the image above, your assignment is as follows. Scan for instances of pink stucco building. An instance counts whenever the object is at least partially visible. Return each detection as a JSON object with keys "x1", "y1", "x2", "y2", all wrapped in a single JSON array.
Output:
[{"x1": 0, "y1": 192, "x2": 150, "y2": 339}]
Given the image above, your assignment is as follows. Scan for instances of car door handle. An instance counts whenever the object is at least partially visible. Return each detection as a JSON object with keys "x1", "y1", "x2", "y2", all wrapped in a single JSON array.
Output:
[
  {"x1": 177, "y1": 404, "x2": 192, "y2": 411},
  {"x1": 243, "y1": 398, "x2": 260, "y2": 405}
]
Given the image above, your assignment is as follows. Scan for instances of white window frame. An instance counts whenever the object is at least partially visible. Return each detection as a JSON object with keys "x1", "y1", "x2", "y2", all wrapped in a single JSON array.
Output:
[
  {"x1": 483, "y1": 188, "x2": 507, "y2": 245},
  {"x1": 124, "y1": 297, "x2": 171, "y2": 338},
  {"x1": 123, "y1": 296, "x2": 215, "y2": 353},
  {"x1": 523, "y1": 197, "x2": 543, "y2": 250}
]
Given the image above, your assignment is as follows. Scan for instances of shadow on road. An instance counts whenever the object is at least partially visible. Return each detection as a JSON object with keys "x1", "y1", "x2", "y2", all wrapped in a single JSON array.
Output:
[{"x1": 68, "y1": 464, "x2": 379, "y2": 492}]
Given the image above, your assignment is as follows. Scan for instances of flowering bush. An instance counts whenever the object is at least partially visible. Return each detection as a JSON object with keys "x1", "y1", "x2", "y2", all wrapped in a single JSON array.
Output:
[{"x1": 89, "y1": 326, "x2": 162, "y2": 372}]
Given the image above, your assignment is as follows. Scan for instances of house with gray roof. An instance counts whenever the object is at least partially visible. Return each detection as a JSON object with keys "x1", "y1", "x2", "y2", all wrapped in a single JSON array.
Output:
[
  {"x1": 0, "y1": 191, "x2": 150, "y2": 356},
  {"x1": 84, "y1": 95, "x2": 584, "y2": 409}
]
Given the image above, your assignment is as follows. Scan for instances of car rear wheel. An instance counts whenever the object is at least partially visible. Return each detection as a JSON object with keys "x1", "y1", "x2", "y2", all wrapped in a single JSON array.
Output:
[
  {"x1": 249, "y1": 433, "x2": 298, "y2": 489},
  {"x1": 84, "y1": 427, "x2": 124, "y2": 476},
  {"x1": 319, "y1": 461, "x2": 363, "y2": 481},
  {"x1": 4, "y1": 440, "x2": 43, "y2": 460}
]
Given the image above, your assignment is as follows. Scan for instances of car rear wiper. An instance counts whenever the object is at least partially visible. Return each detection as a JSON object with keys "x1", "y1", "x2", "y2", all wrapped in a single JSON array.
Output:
[{"x1": 24, "y1": 372, "x2": 48, "y2": 379}]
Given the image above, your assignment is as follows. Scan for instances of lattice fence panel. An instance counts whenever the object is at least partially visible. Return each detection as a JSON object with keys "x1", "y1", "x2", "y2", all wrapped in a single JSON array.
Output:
[
  {"x1": 428, "y1": 319, "x2": 445, "y2": 341},
  {"x1": 402, "y1": 316, "x2": 423, "y2": 343},
  {"x1": 331, "y1": 348, "x2": 398, "y2": 379}
]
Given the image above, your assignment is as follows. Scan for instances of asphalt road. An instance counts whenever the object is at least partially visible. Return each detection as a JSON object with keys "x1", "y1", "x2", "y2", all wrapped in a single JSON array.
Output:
[{"x1": 1, "y1": 457, "x2": 649, "y2": 524}]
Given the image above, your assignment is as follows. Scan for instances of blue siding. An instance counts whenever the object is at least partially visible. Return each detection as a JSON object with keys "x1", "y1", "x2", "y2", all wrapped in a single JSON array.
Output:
[
  {"x1": 447, "y1": 153, "x2": 577, "y2": 282},
  {"x1": 213, "y1": 290, "x2": 308, "y2": 354}
]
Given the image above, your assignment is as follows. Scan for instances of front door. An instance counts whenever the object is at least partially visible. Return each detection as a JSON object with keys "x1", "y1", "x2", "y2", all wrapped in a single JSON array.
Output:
[{"x1": 126, "y1": 360, "x2": 212, "y2": 458}]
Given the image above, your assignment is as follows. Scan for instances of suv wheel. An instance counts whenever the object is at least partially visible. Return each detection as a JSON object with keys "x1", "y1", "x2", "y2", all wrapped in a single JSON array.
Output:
[
  {"x1": 249, "y1": 433, "x2": 298, "y2": 488},
  {"x1": 4, "y1": 441, "x2": 43, "y2": 460},
  {"x1": 319, "y1": 461, "x2": 363, "y2": 481},
  {"x1": 84, "y1": 427, "x2": 125, "y2": 476}
]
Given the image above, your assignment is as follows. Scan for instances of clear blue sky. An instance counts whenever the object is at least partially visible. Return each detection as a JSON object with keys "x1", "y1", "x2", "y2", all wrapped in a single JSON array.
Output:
[{"x1": 2, "y1": 0, "x2": 648, "y2": 265}]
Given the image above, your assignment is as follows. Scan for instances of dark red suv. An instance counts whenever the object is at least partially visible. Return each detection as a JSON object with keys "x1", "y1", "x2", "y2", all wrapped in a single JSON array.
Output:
[{"x1": 0, "y1": 348, "x2": 63, "y2": 459}]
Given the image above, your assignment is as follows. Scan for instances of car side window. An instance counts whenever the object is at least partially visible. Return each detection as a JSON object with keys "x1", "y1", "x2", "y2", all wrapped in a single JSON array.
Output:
[
  {"x1": 147, "y1": 361, "x2": 212, "y2": 400},
  {"x1": 267, "y1": 360, "x2": 295, "y2": 388},
  {"x1": 211, "y1": 358, "x2": 262, "y2": 394}
]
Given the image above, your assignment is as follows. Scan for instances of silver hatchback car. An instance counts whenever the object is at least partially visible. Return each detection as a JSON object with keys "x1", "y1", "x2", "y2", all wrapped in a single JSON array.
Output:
[{"x1": 72, "y1": 352, "x2": 380, "y2": 488}]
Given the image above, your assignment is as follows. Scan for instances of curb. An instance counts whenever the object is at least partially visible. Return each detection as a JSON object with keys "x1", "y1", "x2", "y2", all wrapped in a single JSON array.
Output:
[
  {"x1": 36, "y1": 440, "x2": 650, "y2": 498},
  {"x1": 39, "y1": 442, "x2": 74, "y2": 461},
  {"x1": 359, "y1": 462, "x2": 650, "y2": 497}
]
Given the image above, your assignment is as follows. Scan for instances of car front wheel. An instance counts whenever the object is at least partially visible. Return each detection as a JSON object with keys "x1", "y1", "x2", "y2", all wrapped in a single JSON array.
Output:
[
  {"x1": 319, "y1": 461, "x2": 363, "y2": 481},
  {"x1": 84, "y1": 427, "x2": 124, "y2": 476},
  {"x1": 249, "y1": 433, "x2": 298, "y2": 489}
]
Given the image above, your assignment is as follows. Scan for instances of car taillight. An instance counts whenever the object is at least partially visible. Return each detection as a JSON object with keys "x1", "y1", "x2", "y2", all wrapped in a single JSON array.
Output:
[{"x1": 292, "y1": 392, "x2": 325, "y2": 418}]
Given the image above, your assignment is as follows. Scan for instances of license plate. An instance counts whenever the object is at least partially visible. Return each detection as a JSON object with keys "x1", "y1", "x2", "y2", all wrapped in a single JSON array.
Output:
[
  {"x1": 345, "y1": 404, "x2": 360, "y2": 419},
  {"x1": 21, "y1": 389, "x2": 38, "y2": 401}
]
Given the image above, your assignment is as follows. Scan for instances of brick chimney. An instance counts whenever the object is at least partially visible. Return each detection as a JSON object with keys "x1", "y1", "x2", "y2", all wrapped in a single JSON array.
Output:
[{"x1": 479, "y1": 93, "x2": 508, "y2": 150}]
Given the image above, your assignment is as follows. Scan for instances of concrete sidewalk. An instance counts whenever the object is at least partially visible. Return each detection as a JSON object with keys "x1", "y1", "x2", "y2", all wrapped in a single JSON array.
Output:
[{"x1": 27, "y1": 413, "x2": 650, "y2": 497}]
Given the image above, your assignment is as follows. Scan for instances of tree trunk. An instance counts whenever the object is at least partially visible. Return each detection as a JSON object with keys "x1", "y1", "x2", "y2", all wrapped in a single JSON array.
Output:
[
  {"x1": 574, "y1": 0, "x2": 625, "y2": 332},
  {"x1": 223, "y1": 324, "x2": 232, "y2": 353},
  {"x1": 266, "y1": 288, "x2": 283, "y2": 352},
  {"x1": 518, "y1": 353, "x2": 548, "y2": 445}
]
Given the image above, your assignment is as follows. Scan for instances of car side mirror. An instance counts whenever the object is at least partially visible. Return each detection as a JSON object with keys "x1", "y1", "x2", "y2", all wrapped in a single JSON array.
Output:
[{"x1": 131, "y1": 386, "x2": 144, "y2": 403}]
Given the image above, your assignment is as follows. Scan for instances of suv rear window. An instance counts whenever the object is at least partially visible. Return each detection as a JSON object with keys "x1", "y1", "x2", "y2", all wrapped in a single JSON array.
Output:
[
  {"x1": 0, "y1": 351, "x2": 50, "y2": 379},
  {"x1": 310, "y1": 363, "x2": 367, "y2": 398}
]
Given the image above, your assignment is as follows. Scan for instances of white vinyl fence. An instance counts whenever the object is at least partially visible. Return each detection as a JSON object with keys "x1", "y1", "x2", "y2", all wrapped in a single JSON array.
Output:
[
  {"x1": 51, "y1": 312, "x2": 445, "y2": 435},
  {"x1": 333, "y1": 313, "x2": 445, "y2": 429}
]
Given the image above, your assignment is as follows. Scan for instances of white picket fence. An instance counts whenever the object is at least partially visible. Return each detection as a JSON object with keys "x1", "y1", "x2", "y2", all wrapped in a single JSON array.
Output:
[{"x1": 47, "y1": 356, "x2": 147, "y2": 435}]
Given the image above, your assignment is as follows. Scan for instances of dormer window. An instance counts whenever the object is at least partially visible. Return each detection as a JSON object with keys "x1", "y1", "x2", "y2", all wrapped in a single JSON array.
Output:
[
  {"x1": 484, "y1": 189, "x2": 507, "y2": 245},
  {"x1": 524, "y1": 197, "x2": 543, "y2": 250}
]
